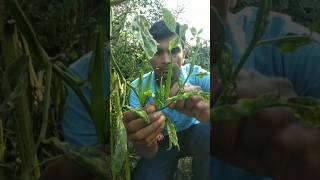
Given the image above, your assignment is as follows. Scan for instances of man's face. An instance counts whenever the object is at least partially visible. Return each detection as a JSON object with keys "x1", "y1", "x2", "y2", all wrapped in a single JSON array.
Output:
[{"x1": 150, "y1": 36, "x2": 185, "y2": 84}]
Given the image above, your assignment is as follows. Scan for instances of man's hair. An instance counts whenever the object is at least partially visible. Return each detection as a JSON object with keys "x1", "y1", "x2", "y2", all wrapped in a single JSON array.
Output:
[{"x1": 149, "y1": 20, "x2": 186, "y2": 48}]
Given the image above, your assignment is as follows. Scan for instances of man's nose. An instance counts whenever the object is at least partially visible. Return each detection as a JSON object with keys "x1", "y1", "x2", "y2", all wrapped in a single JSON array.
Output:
[{"x1": 161, "y1": 52, "x2": 170, "y2": 64}]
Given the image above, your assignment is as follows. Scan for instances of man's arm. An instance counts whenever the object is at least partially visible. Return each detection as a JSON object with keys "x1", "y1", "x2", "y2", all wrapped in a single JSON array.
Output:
[
  {"x1": 166, "y1": 64, "x2": 211, "y2": 123},
  {"x1": 171, "y1": 69, "x2": 320, "y2": 178},
  {"x1": 123, "y1": 104, "x2": 165, "y2": 158},
  {"x1": 212, "y1": 70, "x2": 320, "y2": 179},
  {"x1": 125, "y1": 86, "x2": 165, "y2": 158},
  {"x1": 169, "y1": 82, "x2": 210, "y2": 123}
]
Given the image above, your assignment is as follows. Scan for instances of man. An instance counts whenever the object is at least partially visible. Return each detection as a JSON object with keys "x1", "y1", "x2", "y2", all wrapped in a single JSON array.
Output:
[
  {"x1": 40, "y1": 50, "x2": 109, "y2": 180},
  {"x1": 62, "y1": 50, "x2": 109, "y2": 148},
  {"x1": 162, "y1": 0, "x2": 320, "y2": 179},
  {"x1": 210, "y1": 0, "x2": 320, "y2": 179},
  {"x1": 123, "y1": 20, "x2": 211, "y2": 180}
]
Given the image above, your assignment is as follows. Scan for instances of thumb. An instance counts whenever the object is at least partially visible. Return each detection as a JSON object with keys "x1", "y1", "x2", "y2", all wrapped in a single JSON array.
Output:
[
  {"x1": 169, "y1": 82, "x2": 180, "y2": 98},
  {"x1": 168, "y1": 82, "x2": 180, "y2": 109}
]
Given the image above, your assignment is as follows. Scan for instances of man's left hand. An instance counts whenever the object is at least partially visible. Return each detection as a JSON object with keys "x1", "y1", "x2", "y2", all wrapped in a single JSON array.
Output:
[{"x1": 169, "y1": 83, "x2": 210, "y2": 123}]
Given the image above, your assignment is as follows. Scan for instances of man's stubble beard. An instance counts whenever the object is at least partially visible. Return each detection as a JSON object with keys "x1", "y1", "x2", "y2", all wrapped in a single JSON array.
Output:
[{"x1": 155, "y1": 64, "x2": 180, "y2": 87}]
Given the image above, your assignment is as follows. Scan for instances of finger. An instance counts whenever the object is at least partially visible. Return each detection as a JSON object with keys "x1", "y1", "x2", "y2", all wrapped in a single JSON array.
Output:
[
  {"x1": 145, "y1": 131, "x2": 161, "y2": 146},
  {"x1": 149, "y1": 134, "x2": 162, "y2": 146},
  {"x1": 178, "y1": 86, "x2": 202, "y2": 111},
  {"x1": 149, "y1": 132, "x2": 165, "y2": 146},
  {"x1": 123, "y1": 104, "x2": 156, "y2": 123},
  {"x1": 212, "y1": 117, "x2": 243, "y2": 153},
  {"x1": 125, "y1": 117, "x2": 147, "y2": 134},
  {"x1": 142, "y1": 104, "x2": 157, "y2": 114},
  {"x1": 125, "y1": 111, "x2": 163, "y2": 135},
  {"x1": 184, "y1": 85, "x2": 202, "y2": 92},
  {"x1": 148, "y1": 111, "x2": 164, "y2": 122},
  {"x1": 237, "y1": 69, "x2": 258, "y2": 81},
  {"x1": 191, "y1": 100, "x2": 210, "y2": 122},
  {"x1": 128, "y1": 115, "x2": 165, "y2": 142},
  {"x1": 169, "y1": 102, "x2": 176, "y2": 109},
  {"x1": 175, "y1": 98, "x2": 185, "y2": 112},
  {"x1": 123, "y1": 111, "x2": 138, "y2": 123},
  {"x1": 146, "y1": 121, "x2": 165, "y2": 146},
  {"x1": 169, "y1": 82, "x2": 180, "y2": 97},
  {"x1": 184, "y1": 96, "x2": 203, "y2": 112},
  {"x1": 184, "y1": 98, "x2": 208, "y2": 119}
]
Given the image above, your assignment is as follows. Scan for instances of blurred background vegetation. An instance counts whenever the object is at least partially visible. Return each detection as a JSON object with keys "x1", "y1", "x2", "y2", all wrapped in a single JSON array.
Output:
[{"x1": 233, "y1": 0, "x2": 320, "y2": 32}]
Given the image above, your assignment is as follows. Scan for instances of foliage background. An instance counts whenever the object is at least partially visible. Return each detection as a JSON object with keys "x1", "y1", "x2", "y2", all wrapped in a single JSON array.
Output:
[{"x1": 234, "y1": 0, "x2": 320, "y2": 32}]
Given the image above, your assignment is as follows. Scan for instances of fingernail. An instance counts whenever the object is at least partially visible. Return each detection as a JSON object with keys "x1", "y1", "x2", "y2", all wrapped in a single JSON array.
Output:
[
  {"x1": 157, "y1": 134, "x2": 164, "y2": 142},
  {"x1": 158, "y1": 116, "x2": 165, "y2": 123}
]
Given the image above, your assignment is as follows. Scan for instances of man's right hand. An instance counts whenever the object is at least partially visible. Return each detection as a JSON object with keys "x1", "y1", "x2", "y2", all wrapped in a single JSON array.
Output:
[
  {"x1": 213, "y1": 69, "x2": 320, "y2": 179},
  {"x1": 123, "y1": 104, "x2": 166, "y2": 158}
]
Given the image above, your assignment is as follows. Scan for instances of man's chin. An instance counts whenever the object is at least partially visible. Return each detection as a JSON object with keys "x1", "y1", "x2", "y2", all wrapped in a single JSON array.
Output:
[{"x1": 156, "y1": 75, "x2": 167, "y2": 82}]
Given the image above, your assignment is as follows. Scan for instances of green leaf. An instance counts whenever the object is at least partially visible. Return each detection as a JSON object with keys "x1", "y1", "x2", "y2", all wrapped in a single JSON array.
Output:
[
  {"x1": 179, "y1": 24, "x2": 188, "y2": 38},
  {"x1": 275, "y1": 35, "x2": 312, "y2": 53},
  {"x1": 52, "y1": 64, "x2": 92, "y2": 118},
  {"x1": 50, "y1": 138, "x2": 110, "y2": 179},
  {"x1": 192, "y1": 72, "x2": 209, "y2": 79},
  {"x1": 6, "y1": 0, "x2": 50, "y2": 65},
  {"x1": 90, "y1": 25, "x2": 108, "y2": 143},
  {"x1": 145, "y1": 73, "x2": 153, "y2": 92},
  {"x1": 190, "y1": 27, "x2": 197, "y2": 37},
  {"x1": 138, "y1": 71, "x2": 144, "y2": 105},
  {"x1": 132, "y1": 15, "x2": 158, "y2": 59},
  {"x1": 165, "y1": 60, "x2": 173, "y2": 100},
  {"x1": 197, "y1": 28, "x2": 203, "y2": 35},
  {"x1": 287, "y1": 97, "x2": 320, "y2": 106},
  {"x1": 160, "y1": 77, "x2": 164, "y2": 104},
  {"x1": 162, "y1": 8, "x2": 176, "y2": 33},
  {"x1": 231, "y1": 0, "x2": 271, "y2": 81},
  {"x1": 167, "y1": 91, "x2": 203, "y2": 103},
  {"x1": 110, "y1": 0, "x2": 127, "y2": 6},
  {"x1": 111, "y1": 118, "x2": 127, "y2": 173},
  {"x1": 212, "y1": 94, "x2": 281, "y2": 123},
  {"x1": 166, "y1": 118, "x2": 179, "y2": 151},
  {"x1": 3, "y1": 55, "x2": 28, "y2": 87},
  {"x1": 154, "y1": 90, "x2": 164, "y2": 110},
  {"x1": 140, "y1": 72, "x2": 153, "y2": 106},
  {"x1": 125, "y1": 106, "x2": 150, "y2": 124},
  {"x1": 286, "y1": 97, "x2": 320, "y2": 126},
  {"x1": 169, "y1": 36, "x2": 181, "y2": 51},
  {"x1": 143, "y1": 90, "x2": 154, "y2": 97}
]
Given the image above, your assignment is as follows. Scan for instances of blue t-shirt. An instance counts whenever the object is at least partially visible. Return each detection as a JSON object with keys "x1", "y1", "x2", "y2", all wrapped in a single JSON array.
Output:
[
  {"x1": 129, "y1": 63, "x2": 210, "y2": 134},
  {"x1": 62, "y1": 50, "x2": 109, "y2": 148},
  {"x1": 213, "y1": 7, "x2": 320, "y2": 180}
]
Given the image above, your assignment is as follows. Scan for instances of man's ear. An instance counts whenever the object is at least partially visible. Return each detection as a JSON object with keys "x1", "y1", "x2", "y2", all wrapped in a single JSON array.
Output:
[{"x1": 183, "y1": 49, "x2": 188, "y2": 59}]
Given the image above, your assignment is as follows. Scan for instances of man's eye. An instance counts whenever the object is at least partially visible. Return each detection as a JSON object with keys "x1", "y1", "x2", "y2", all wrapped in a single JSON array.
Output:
[
  {"x1": 171, "y1": 47, "x2": 181, "y2": 54},
  {"x1": 156, "y1": 49, "x2": 164, "y2": 55}
]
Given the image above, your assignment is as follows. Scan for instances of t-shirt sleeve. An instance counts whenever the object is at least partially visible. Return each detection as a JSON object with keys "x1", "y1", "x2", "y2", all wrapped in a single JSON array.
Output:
[
  {"x1": 263, "y1": 12, "x2": 320, "y2": 98},
  {"x1": 280, "y1": 19, "x2": 320, "y2": 98},
  {"x1": 62, "y1": 83, "x2": 98, "y2": 148},
  {"x1": 62, "y1": 52, "x2": 108, "y2": 148},
  {"x1": 279, "y1": 42, "x2": 320, "y2": 98},
  {"x1": 189, "y1": 65, "x2": 211, "y2": 92},
  {"x1": 129, "y1": 81, "x2": 142, "y2": 109},
  {"x1": 240, "y1": 7, "x2": 320, "y2": 98}
]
